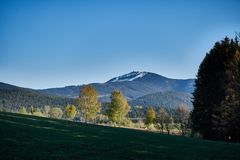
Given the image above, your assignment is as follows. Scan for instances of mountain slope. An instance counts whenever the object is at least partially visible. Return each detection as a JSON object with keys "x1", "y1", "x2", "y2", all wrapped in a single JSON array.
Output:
[
  {"x1": 129, "y1": 91, "x2": 192, "y2": 109},
  {"x1": 39, "y1": 71, "x2": 194, "y2": 102},
  {"x1": 0, "y1": 82, "x2": 73, "y2": 111}
]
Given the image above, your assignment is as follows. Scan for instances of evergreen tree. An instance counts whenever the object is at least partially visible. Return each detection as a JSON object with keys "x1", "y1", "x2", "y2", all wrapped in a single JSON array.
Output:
[
  {"x1": 77, "y1": 85, "x2": 101, "y2": 122},
  {"x1": 191, "y1": 37, "x2": 240, "y2": 142},
  {"x1": 106, "y1": 90, "x2": 130, "y2": 123}
]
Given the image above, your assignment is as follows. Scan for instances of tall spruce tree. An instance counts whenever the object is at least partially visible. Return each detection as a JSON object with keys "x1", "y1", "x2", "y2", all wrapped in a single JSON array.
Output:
[{"x1": 191, "y1": 37, "x2": 240, "y2": 142}]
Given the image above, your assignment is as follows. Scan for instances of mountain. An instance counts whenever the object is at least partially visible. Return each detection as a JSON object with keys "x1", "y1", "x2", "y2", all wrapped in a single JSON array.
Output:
[
  {"x1": 0, "y1": 82, "x2": 73, "y2": 111},
  {"x1": 39, "y1": 71, "x2": 194, "y2": 102},
  {"x1": 0, "y1": 71, "x2": 195, "y2": 111}
]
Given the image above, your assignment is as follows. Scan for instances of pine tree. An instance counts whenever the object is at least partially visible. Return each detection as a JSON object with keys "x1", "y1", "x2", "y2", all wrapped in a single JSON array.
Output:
[{"x1": 191, "y1": 37, "x2": 240, "y2": 142}]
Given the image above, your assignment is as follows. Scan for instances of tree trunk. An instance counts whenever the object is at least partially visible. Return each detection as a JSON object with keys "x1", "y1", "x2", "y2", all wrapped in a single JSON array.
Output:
[{"x1": 181, "y1": 123, "x2": 184, "y2": 136}]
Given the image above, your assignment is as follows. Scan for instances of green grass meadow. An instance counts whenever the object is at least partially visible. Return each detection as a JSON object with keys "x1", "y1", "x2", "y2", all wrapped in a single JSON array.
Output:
[{"x1": 0, "y1": 112, "x2": 240, "y2": 160}]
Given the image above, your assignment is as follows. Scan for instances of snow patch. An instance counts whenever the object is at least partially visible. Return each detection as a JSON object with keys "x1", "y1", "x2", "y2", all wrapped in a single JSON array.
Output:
[{"x1": 108, "y1": 71, "x2": 148, "y2": 82}]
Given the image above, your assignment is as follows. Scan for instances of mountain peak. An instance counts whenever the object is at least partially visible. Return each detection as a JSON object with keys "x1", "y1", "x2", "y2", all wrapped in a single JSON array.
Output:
[{"x1": 107, "y1": 71, "x2": 148, "y2": 83}]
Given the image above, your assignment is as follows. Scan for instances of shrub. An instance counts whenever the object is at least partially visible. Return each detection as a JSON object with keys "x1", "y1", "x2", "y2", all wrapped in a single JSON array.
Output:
[
  {"x1": 49, "y1": 107, "x2": 63, "y2": 119},
  {"x1": 19, "y1": 106, "x2": 28, "y2": 114},
  {"x1": 32, "y1": 111, "x2": 44, "y2": 117}
]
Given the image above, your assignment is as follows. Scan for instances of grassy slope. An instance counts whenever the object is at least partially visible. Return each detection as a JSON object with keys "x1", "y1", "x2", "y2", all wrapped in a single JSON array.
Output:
[{"x1": 0, "y1": 112, "x2": 240, "y2": 160}]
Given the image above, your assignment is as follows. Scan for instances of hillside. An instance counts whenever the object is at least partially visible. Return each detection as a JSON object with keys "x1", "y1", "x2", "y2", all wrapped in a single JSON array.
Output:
[
  {"x1": 39, "y1": 71, "x2": 194, "y2": 102},
  {"x1": 129, "y1": 91, "x2": 192, "y2": 109},
  {"x1": 0, "y1": 112, "x2": 240, "y2": 160},
  {"x1": 0, "y1": 82, "x2": 73, "y2": 111}
]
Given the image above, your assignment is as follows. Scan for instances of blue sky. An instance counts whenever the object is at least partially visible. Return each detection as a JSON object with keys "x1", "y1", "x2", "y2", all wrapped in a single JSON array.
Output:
[{"x1": 1, "y1": 0, "x2": 239, "y2": 89}]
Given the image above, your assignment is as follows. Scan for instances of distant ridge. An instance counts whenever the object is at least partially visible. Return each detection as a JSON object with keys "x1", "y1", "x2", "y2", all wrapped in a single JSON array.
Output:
[
  {"x1": 38, "y1": 71, "x2": 194, "y2": 107},
  {"x1": 0, "y1": 71, "x2": 195, "y2": 110},
  {"x1": 0, "y1": 82, "x2": 73, "y2": 111}
]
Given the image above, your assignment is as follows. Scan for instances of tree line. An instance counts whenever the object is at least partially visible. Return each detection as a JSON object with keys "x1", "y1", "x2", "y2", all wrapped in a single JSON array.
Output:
[{"x1": 17, "y1": 85, "x2": 191, "y2": 136}]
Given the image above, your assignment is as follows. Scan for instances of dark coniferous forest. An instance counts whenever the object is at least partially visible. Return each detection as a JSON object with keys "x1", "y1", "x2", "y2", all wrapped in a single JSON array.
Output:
[{"x1": 191, "y1": 37, "x2": 240, "y2": 142}]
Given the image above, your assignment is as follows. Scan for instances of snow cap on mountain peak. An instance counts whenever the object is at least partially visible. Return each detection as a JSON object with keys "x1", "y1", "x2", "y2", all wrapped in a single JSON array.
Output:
[{"x1": 108, "y1": 71, "x2": 148, "y2": 83}]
